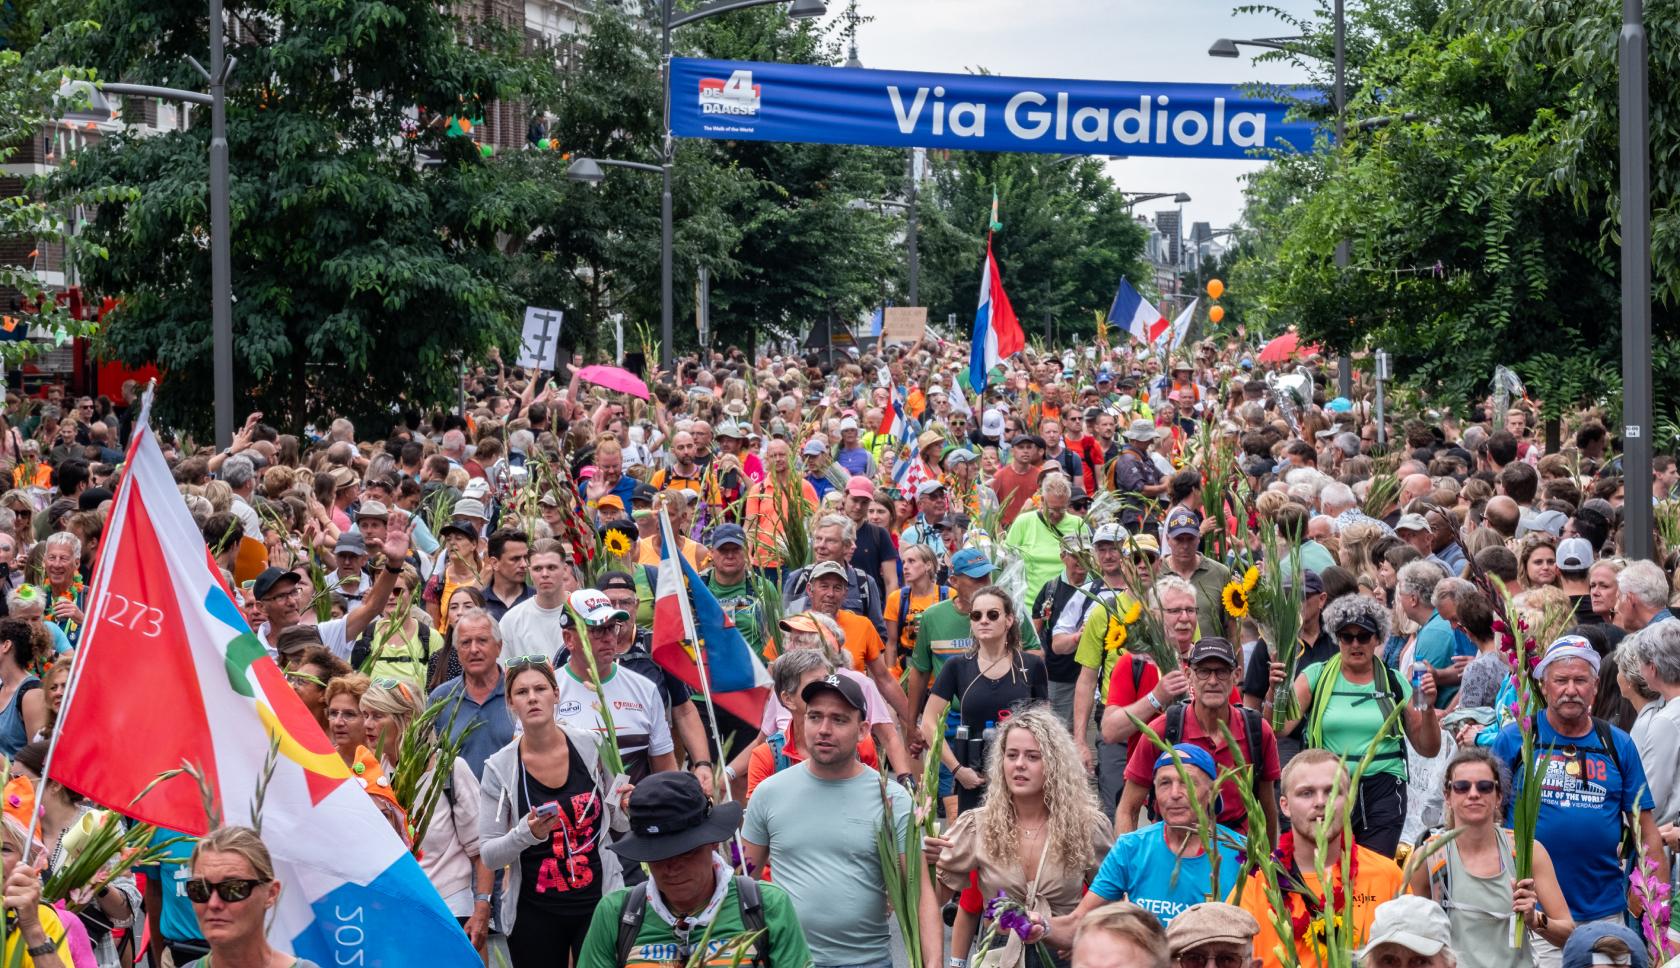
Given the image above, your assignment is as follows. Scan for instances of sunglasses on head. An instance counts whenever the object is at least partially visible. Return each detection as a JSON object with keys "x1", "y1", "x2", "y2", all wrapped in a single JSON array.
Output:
[
  {"x1": 185, "y1": 877, "x2": 269, "y2": 904},
  {"x1": 507, "y1": 654, "x2": 552, "y2": 668},
  {"x1": 1450, "y1": 779, "x2": 1497, "y2": 795},
  {"x1": 969, "y1": 608, "x2": 1004, "y2": 623},
  {"x1": 371, "y1": 678, "x2": 414, "y2": 700}
]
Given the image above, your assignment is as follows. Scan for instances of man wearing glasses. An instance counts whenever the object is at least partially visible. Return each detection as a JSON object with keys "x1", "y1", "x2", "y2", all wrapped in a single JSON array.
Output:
[
  {"x1": 1165, "y1": 903, "x2": 1263, "y2": 968},
  {"x1": 1117, "y1": 638, "x2": 1280, "y2": 842},
  {"x1": 248, "y1": 514, "x2": 409, "y2": 659},
  {"x1": 551, "y1": 588, "x2": 676, "y2": 786}
]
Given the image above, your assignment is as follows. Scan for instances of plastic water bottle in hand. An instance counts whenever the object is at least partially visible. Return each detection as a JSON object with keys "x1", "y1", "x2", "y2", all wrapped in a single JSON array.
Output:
[{"x1": 1410, "y1": 662, "x2": 1430, "y2": 711}]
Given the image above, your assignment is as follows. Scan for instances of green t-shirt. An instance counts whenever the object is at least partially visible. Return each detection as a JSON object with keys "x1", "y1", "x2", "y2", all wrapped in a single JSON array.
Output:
[
  {"x1": 910, "y1": 597, "x2": 1040, "y2": 677},
  {"x1": 705, "y1": 573, "x2": 766, "y2": 664},
  {"x1": 1003, "y1": 509, "x2": 1093, "y2": 608},
  {"x1": 1302, "y1": 660, "x2": 1412, "y2": 781},
  {"x1": 579, "y1": 877, "x2": 813, "y2": 968}
]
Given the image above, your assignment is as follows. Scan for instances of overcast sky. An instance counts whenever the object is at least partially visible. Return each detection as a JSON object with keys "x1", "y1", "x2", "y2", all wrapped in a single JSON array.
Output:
[{"x1": 846, "y1": 0, "x2": 1317, "y2": 231}]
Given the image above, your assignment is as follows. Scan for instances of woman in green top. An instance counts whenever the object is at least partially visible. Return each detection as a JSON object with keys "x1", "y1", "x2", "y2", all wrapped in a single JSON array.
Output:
[{"x1": 1282, "y1": 593, "x2": 1440, "y2": 857}]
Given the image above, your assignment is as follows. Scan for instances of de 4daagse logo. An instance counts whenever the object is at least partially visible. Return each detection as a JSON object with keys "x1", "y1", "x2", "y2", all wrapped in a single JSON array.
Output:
[{"x1": 700, "y1": 70, "x2": 761, "y2": 116}]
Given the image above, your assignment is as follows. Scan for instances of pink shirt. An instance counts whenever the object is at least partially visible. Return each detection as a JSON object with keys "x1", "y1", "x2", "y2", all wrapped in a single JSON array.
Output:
[{"x1": 760, "y1": 667, "x2": 890, "y2": 735}]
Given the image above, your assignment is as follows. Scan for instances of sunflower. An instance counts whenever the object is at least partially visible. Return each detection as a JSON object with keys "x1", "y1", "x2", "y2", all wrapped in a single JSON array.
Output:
[
  {"x1": 1240, "y1": 565, "x2": 1260, "y2": 593},
  {"x1": 1104, "y1": 618, "x2": 1128, "y2": 652},
  {"x1": 1222, "y1": 582, "x2": 1250, "y2": 619},
  {"x1": 1121, "y1": 599, "x2": 1143, "y2": 624},
  {"x1": 602, "y1": 529, "x2": 633, "y2": 558}
]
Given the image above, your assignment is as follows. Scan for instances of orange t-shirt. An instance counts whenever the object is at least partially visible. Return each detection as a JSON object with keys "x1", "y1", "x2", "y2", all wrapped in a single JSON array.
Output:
[
  {"x1": 743, "y1": 478, "x2": 820, "y2": 567},
  {"x1": 832, "y1": 609, "x2": 884, "y2": 672},
  {"x1": 746, "y1": 732, "x2": 879, "y2": 805}
]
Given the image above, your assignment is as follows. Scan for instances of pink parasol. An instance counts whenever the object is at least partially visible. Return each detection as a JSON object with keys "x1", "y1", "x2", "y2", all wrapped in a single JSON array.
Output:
[
  {"x1": 1257, "y1": 332, "x2": 1321, "y2": 363},
  {"x1": 576, "y1": 365, "x2": 650, "y2": 400}
]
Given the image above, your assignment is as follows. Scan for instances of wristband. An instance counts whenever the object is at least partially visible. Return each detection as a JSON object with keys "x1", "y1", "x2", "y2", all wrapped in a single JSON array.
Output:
[
  {"x1": 724, "y1": 765, "x2": 738, "y2": 781},
  {"x1": 950, "y1": 959, "x2": 969, "y2": 968},
  {"x1": 27, "y1": 942, "x2": 56, "y2": 957},
  {"x1": 474, "y1": 894, "x2": 492, "y2": 904},
  {"x1": 691, "y1": 760, "x2": 714, "y2": 770},
  {"x1": 1146, "y1": 692, "x2": 1164, "y2": 711}
]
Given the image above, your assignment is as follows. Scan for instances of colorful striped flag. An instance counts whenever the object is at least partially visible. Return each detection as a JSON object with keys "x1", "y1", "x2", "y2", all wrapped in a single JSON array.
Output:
[{"x1": 48, "y1": 395, "x2": 478, "y2": 968}]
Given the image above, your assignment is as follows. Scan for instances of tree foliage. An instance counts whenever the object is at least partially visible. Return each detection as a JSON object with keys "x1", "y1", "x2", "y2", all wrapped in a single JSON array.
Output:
[{"x1": 36, "y1": 0, "x2": 552, "y2": 436}]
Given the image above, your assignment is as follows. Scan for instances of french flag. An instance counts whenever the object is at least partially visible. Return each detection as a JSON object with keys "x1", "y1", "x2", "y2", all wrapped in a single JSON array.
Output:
[
  {"x1": 968, "y1": 240, "x2": 1023, "y2": 394},
  {"x1": 1110, "y1": 278, "x2": 1169, "y2": 345},
  {"x1": 651, "y1": 507, "x2": 771, "y2": 725}
]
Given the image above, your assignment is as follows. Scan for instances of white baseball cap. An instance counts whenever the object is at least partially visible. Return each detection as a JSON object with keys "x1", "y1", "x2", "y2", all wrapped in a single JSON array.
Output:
[
  {"x1": 1355, "y1": 896, "x2": 1451, "y2": 960},
  {"x1": 566, "y1": 589, "x2": 630, "y2": 628}
]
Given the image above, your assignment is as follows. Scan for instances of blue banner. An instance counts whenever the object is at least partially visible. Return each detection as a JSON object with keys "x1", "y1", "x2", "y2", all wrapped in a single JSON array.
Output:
[{"x1": 670, "y1": 58, "x2": 1318, "y2": 160}]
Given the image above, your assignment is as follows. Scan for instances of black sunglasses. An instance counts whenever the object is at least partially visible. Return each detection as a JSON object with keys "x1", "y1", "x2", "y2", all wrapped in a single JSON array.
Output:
[
  {"x1": 185, "y1": 877, "x2": 270, "y2": 903},
  {"x1": 1450, "y1": 779, "x2": 1497, "y2": 795},
  {"x1": 968, "y1": 608, "x2": 1004, "y2": 622},
  {"x1": 1337, "y1": 628, "x2": 1375, "y2": 644}
]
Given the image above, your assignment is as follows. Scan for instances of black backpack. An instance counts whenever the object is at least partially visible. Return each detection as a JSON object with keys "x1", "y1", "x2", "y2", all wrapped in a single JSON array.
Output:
[
  {"x1": 615, "y1": 876, "x2": 770, "y2": 967},
  {"x1": 1143, "y1": 702, "x2": 1268, "y2": 821}
]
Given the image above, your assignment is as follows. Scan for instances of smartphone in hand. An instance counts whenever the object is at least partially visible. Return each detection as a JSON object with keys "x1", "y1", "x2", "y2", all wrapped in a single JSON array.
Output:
[{"x1": 534, "y1": 801, "x2": 560, "y2": 819}]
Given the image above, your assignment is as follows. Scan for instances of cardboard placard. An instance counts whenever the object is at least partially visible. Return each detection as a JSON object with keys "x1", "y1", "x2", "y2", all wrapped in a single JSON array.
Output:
[
  {"x1": 882, "y1": 307, "x2": 927, "y2": 343},
  {"x1": 518, "y1": 306, "x2": 564, "y2": 371}
]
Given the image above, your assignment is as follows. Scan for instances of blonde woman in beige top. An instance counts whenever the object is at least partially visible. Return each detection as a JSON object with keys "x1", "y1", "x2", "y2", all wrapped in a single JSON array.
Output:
[{"x1": 928, "y1": 703, "x2": 1112, "y2": 968}]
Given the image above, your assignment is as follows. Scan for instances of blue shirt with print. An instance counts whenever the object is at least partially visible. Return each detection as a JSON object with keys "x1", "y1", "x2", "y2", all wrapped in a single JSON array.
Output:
[
  {"x1": 135, "y1": 826, "x2": 203, "y2": 943},
  {"x1": 1492, "y1": 714, "x2": 1652, "y2": 921},
  {"x1": 1089, "y1": 821, "x2": 1247, "y2": 927}
]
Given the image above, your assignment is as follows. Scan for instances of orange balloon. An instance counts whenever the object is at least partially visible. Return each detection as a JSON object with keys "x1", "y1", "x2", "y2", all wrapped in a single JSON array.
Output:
[
  {"x1": 1207, "y1": 279, "x2": 1225, "y2": 299},
  {"x1": 1209, "y1": 305, "x2": 1225, "y2": 323}
]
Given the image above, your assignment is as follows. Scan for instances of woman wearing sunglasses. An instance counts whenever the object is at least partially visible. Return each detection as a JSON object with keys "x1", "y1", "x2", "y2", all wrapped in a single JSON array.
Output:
[
  {"x1": 1287, "y1": 594, "x2": 1441, "y2": 857},
  {"x1": 1408, "y1": 748, "x2": 1573, "y2": 966},
  {"x1": 182, "y1": 826, "x2": 319, "y2": 968},
  {"x1": 922, "y1": 585, "x2": 1049, "y2": 815},
  {"x1": 479, "y1": 656, "x2": 629, "y2": 968}
]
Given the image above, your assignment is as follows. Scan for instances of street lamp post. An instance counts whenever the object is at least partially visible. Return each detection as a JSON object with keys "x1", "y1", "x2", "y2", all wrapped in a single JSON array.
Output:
[
  {"x1": 1122, "y1": 191, "x2": 1191, "y2": 212},
  {"x1": 655, "y1": 0, "x2": 827, "y2": 373},
  {"x1": 1622, "y1": 0, "x2": 1653, "y2": 558},
  {"x1": 99, "y1": 56, "x2": 235, "y2": 447}
]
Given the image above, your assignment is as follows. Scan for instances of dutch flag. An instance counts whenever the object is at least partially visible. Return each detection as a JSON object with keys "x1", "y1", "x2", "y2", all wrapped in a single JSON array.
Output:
[{"x1": 968, "y1": 240, "x2": 1024, "y2": 394}]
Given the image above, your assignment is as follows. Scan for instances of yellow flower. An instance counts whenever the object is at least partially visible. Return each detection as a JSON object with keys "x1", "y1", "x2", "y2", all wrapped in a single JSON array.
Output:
[
  {"x1": 1241, "y1": 566, "x2": 1260, "y2": 593},
  {"x1": 1122, "y1": 600, "x2": 1143, "y2": 624},
  {"x1": 1222, "y1": 582, "x2": 1250, "y2": 619},
  {"x1": 603, "y1": 529, "x2": 633, "y2": 558},
  {"x1": 1104, "y1": 619, "x2": 1128, "y2": 652}
]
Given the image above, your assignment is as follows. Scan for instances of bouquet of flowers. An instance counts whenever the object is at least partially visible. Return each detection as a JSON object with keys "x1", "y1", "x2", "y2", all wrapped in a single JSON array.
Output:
[
  {"x1": 1244, "y1": 522, "x2": 1305, "y2": 729},
  {"x1": 975, "y1": 891, "x2": 1057, "y2": 968}
]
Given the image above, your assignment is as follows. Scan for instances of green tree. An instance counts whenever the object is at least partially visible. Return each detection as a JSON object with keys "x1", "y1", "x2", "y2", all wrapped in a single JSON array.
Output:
[
  {"x1": 36, "y1": 0, "x2": 552, "y2": 436},
  {"x1": 1, "y1": 44, "x2": 131, "y2": 359},
  {"x1": 1232, "y1": 10, "x2": 1622, "y2": 413},
  {"x1": 498, "y1": 6, "x2": 752, "y2": 366}
]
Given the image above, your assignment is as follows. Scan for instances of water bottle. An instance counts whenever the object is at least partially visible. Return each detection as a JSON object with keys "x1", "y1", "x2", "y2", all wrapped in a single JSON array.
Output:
[
  {"x1": 954, "y1": 724, "x2": 970, "y2": 766},
  {"x1": 1410, "y1": 662, "x2": 1430, "y2": 710},
  {"x1": 983, "y1": 721, "x2": 996, "y2": 745}
]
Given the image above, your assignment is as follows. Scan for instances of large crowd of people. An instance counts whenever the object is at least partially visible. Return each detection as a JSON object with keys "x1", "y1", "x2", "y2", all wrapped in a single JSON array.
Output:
[{"x1": 8, "y1": 327, "x2": 1680, "y2": 968}]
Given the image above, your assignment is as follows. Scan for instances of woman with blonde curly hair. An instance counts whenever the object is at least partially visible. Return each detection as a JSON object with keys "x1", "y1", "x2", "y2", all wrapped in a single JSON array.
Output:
[
  {"x1": 930, "y1": 703, "x2": 1110, "y2": 967},
  {"x1": 1339, "y1": 519, "x2": 1386, "y2": 588}
]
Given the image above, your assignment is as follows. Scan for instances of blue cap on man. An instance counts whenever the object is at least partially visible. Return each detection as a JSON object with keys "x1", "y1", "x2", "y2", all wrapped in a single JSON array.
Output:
[{"x1": 949, "y1": 548, "x2": 995, "y2": 578}]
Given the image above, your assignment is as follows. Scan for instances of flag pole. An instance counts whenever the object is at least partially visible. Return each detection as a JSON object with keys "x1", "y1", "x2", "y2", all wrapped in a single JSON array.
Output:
[
  {"x1": 26, "y1": 392, "x2": 151, "y2": 863},
  {"x1": 657, "y1": 506, "x2": 752, "y2": 872},
  {"x1": 660, "y1": 505, "x2": 737, "y2": 806}
]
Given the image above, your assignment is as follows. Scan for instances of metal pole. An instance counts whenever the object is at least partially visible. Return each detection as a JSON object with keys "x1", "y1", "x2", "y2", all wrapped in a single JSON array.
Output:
[
  {"x1": 660, "y1": 0, "x2": 674, "y2": 375},
  {"x1": 1333, "y1": 0, "x2": 1353, "y2": 400},
  {"x1": 210, "y1": 0, "x2": 233, "y2": 448},
  {"x1": 1374, "y1": 349, "x2": 1387, "y2": 445},
  {"x1": 1622, "y1": 0, "x2": 1653, "y2": 559},
  {"x1": 907, "y1": 149, "x2": 919, "y2": 306}
]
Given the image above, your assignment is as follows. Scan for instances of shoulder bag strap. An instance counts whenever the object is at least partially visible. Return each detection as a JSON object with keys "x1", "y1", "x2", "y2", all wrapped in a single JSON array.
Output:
[{"x1": 734, "y1": 876, "x2": 770, "y2": 967}]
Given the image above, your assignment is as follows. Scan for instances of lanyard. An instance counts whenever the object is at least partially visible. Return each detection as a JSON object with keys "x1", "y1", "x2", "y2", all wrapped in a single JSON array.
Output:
[{"x1": 520, "y1": 753, "x2": 603, "y2": 856}]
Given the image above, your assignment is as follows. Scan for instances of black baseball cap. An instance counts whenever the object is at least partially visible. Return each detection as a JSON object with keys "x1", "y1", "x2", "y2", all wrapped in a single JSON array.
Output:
[
  {"x1": 632, "y1": 482, "x2": 660, "y2": 506},
  {"x1": 800, "y1": 673, "x2": 868, "y2": 716},
  {"x1": 610, "y1": 772, "x2": 745, "y2": 863},
  {"x1": 78, "y1": 487, "x2": 112, "y2": 510},
  {"x1": 1187, "y1": 637, "x2": 1238, "y2": 668},
  {"x1": 1011, "y1": 434, "x2": 1046, "y2": 449},
  {"x1": 596, "y1": 570, "x2": 636, "y2": 593},
  {"x1": 251, "y1": 567, "x2": 302, "y2": 602}
]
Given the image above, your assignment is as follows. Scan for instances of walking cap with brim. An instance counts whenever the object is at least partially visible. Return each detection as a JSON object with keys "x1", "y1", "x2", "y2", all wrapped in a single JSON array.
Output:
[
  {"x1": 1123, "y1": 419, "x2": 1159, "y2": 441},
  {"x1": 355, "y1": 501, "x2": 390, "y2": 521},
  {"x1": 1165, "y1": 903, "x2": 1259, "y2": 957},
  {"x1": 611, "y1": 772, "x2": 745, "y2": 864},
  {"x1": 1355, "y1": 896, "x2": 1452, "y2": 961},
  {"x1": 252, "y1": 567, "x2": 302, "y2": 602}
]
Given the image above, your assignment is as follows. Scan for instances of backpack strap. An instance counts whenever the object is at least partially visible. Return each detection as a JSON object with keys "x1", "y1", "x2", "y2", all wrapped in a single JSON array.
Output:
[
  {"x1": 1238, "y1": 705, "x2": 1265, "y2": 793},
  {"x1": 615, "y1": 882, "x2": 651, "y2": 968},
  {"x1": 1592, "y1": 717, "x2": 1623, "y2": 777},
  {"x1": 898, "y1": 588, "x2": 911, "y2": 631},
  {"x1": 734, "y1": 875, "x2": 771, "y2": 967},
  {"x1": 1163, "y1": 703, "x2": 1186, "y2": 747},
  {"x1": 1131, "y1": 653, "x2": 1147, "y2": 693},
  {"x1": 768, "y1": 733, "x2": 791, "y2": 774}
]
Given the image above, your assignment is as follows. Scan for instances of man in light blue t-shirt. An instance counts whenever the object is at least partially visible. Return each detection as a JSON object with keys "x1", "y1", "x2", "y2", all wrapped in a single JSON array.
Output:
[
  {"x1": 743, "y1": 674, "x2": 938, "y2": 968},
  {"x1": 1048, "y1": 744, "x2": 1246, "y2": 941}
]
